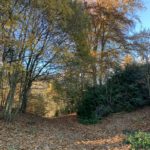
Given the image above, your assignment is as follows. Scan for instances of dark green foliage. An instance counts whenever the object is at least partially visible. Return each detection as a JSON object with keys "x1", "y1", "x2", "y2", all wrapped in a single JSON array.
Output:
[
  {"x1": 124, "y1": 131, "x2": 150, "y2": 150},
  {"x1": 77, "y1": 86, "x2": 112, "y2": 122},
  {"x1": 77, "y1": 64, "x2": 150, "y2": 123},
  {"x1": 109, "y1": 64, "x2": 150, "y2": 111},
  {"x1": 78, "y1": 118, "x2": 98, "y2": 125}
]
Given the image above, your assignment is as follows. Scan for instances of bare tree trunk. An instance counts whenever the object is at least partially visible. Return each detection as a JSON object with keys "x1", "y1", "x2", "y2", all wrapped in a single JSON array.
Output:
[
  {"x1": 20, "y1": 80, "x2": 32, "y2": 113},
  {"x1": 92, "y1": 64, "x2": 97, "y2": 86},
  {"x1": 4, "y1": 72, "x2": 18, "y2": 121}
]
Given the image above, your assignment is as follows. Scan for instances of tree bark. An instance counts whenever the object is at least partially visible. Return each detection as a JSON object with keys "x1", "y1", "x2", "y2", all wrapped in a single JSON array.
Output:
[
  {"x1": 20, "y1": 80, "x2": 32, "y2": 113},
  {"x1": 4, "y1": 72, "x2": 18, "y2": 121}
]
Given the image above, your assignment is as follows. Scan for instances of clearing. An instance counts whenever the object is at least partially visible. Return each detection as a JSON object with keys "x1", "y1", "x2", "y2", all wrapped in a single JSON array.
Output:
[{"x1": 0, "y1": 107, "x2": 150, "y2": 150}]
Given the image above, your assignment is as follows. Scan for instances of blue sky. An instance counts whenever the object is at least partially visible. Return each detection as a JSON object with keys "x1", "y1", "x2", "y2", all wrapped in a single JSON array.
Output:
[{"x1": 136, "y1": 0, "x2": 150, "y2": 31}]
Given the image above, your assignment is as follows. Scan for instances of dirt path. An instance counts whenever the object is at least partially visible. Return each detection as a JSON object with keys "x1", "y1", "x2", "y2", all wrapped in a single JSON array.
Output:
[{"x1": 0, "y1": 107, "x2": 150, "y2": 150}]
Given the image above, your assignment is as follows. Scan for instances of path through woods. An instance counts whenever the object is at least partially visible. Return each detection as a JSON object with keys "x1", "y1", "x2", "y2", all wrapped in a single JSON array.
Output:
[{"x1": 0, "y1": 107, "x2": 150, "y2": 150}]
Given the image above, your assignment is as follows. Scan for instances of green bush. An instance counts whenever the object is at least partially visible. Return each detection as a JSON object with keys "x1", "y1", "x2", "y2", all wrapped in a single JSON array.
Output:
[
  {"x1": 77, "y1": 86, "x2": 108, "y2": 123},
  {"x1": 125, "y1": 131, "x2": 150, "y2": 150},
  {"x1": 77, "y1": 64, "x2": 150, "y2": 123}
]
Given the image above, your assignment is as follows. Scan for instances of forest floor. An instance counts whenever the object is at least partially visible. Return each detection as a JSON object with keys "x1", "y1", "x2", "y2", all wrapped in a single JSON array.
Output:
[{"x1": 0, "y1": 107, "x2": 150, "y2": 150}]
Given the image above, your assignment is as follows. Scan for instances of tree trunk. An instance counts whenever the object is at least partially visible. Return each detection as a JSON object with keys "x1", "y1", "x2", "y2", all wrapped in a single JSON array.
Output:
[
  {"x1": 4, "y1": 72, "x2": 18, "y2": 121},
  {"x1": 92, "y1": 64, "x2": 97, "y2": 86},
  {"x1": 145, "y1": 55, "x2": 150, "y2": 97},
  {"x1": 20, "y1": 81, "x2": 32, "y2": 113}
]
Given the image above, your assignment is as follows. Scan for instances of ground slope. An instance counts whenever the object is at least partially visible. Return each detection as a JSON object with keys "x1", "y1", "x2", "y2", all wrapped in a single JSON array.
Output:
[{"x1": 0, "y1": 107, "x2": 150, "y2": 150}]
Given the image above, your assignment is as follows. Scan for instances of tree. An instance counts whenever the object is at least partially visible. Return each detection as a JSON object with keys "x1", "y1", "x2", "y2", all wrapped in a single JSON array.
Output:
[
  {"x1": 17, "y1": 0, "x2": 73, "y2": 113},
  {"x1": 52, "y1": 0, "x2": 92, "y2": 112},
  {"x1": 83, "y1": 0, "x2": 142, "y2": 85},
  {"x1": 0, "y1": 0, "x2": 144, "y2": 121},
  {"x1": 47, "y1": 0, "x2": 143, "y2": 112},
  {"x1": 0, "y1": 0, "x2": 24, "y2": 121},
  {"x1": 0, "y1": 0, "x2": 74, "y2": 119},
  {"x1": 130, "y1": 29, "x2": 150, "y2": 96}
]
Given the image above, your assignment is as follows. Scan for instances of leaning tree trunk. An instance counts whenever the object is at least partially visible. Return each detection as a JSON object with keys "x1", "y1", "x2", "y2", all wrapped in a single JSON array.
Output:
[{"x1": 4, "y1": 72, "x2": 18, "y2": 121}]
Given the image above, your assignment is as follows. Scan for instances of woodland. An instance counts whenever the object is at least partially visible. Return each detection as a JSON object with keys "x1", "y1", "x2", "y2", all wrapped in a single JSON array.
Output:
[{"x1": 0, "y1": 0, "x2": 150, "y2": 149}]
